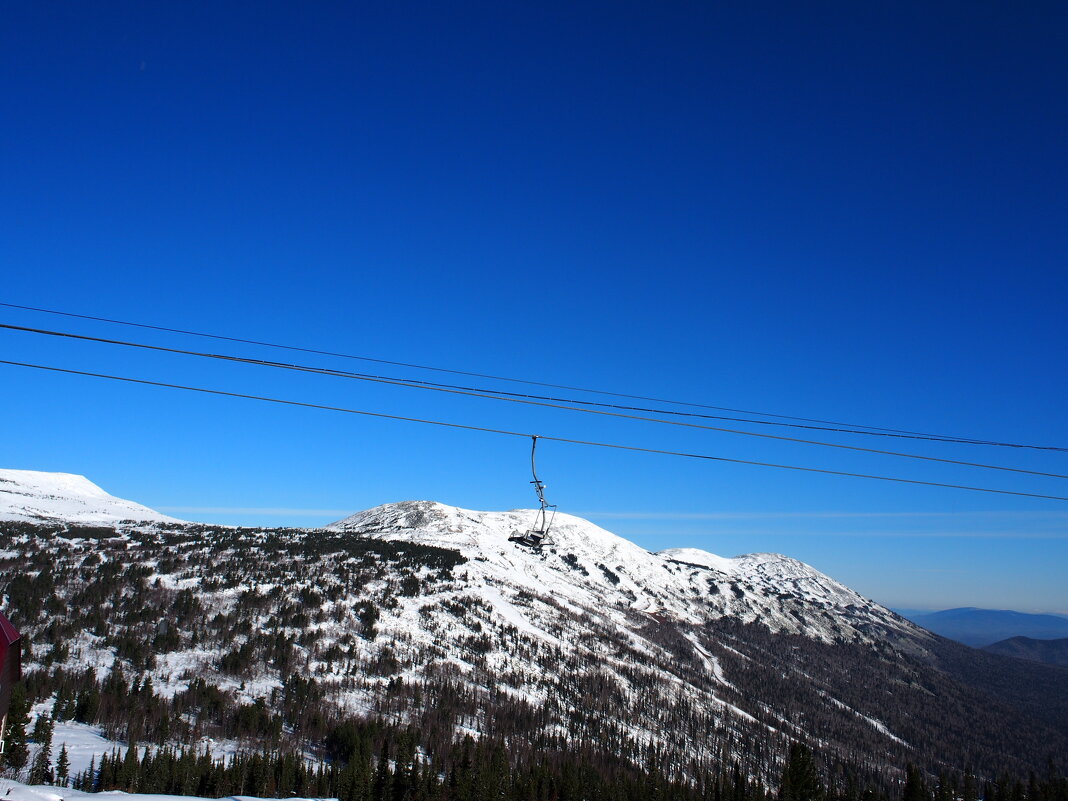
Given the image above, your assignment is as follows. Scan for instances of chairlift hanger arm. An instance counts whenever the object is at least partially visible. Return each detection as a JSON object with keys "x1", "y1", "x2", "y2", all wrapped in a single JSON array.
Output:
[{"x1": 510, "y1": 435, "x2": 556, "y2": 548}]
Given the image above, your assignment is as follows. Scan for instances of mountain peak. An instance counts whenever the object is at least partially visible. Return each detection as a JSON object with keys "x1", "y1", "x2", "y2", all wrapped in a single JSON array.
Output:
[
  {"x1": 327, "y1": 498, "x2": 906, "y2": 642},
  {"x1": 328, "y1": 499, "x2": 653, "y2": 563},
  {"x1": 0, "y1": 468, "x2": 181, "y2": 525}
]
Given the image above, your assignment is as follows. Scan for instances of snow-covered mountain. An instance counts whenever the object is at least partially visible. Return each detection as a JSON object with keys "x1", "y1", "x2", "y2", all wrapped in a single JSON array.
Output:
[
  {"x1": 2, "y1": 471, "x2": 1065, "y2": 783},
  {"x1": 0, "y1": 469, "x2": 182, "y2": 525},
  {"x1": 328, "y1": 501, "x2": 917, "y2": 645}
]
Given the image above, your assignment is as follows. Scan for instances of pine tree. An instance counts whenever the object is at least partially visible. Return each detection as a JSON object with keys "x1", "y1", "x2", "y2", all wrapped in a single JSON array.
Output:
[
  {"x1": 903, "y1": 764, "x2": 930, "y2": 801},
  {"x1": 934, "y1": 772, "x2": 954, "y2": 801},
  {"x1": 86, "y1": 755, "x2": 97, "y2": 791},
  {"x1": 74, "y1": 686, "x2": 101, "y2": 724},
  {"x1": 962, "y1": 770, "x2": 978, "y2": 801},
  {"x1": 31, "y1": 712, "x2": 54, "y2": 747},
  {"x1": 119, "y1": 740, "x2": 140, "y2": 791},
  {"x1": 3, "y1": 684, "x2": 31, "y2": 778},
  {"x1": 29, "y1": 712, "x2": 55, "y2": 784},
  {"x1": 373, "y1": 741, "x2": 393, "y2": 801},
  {"x1": 56, "y1": 744, "x2": 71, "y2": 788},
  {"x1": 29, "y1": 736, "x2": 52, "y2": 785},
  {"x1": 51, "y1": 689, "x2": 68, "y2": 722},
  {"x1": 779, "y1": 743, "x2": 823, "y2": 801}
]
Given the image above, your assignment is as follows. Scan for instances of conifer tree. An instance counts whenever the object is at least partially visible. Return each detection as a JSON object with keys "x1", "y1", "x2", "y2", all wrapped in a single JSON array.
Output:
[
  {"x1": 31, "y1": 712, "x2": 54, "y2": 747},
  {"x1": 779, "y1": 743, "x2": 823, "y2": 801},
  {"x1": 29, "y1": 732, "x2": 52, "y2": 785},
  {"x1": 934, "y1": 772, "x2": 953, "y2": 801},
  {"x1": 903, "y1": 764, "x2": 930, "y2": 801},
  {"x1": 1026, "y1": 773, "x2": 1041, "y2": 801},
  {"x1": 29, "y1": 713, "x2": 54, "y2": 784},
  {"x1": 962, "y1": 770, "x2": 978, "y2": 801},
  {"x1": 51, "y1": 690, "x2": 67, "y2": 722},
  {"x1": 373, "y1": 741, "x2": 392, "y2": 801},
  {"x1": 56, "y1": 744, "x2": 70, "y2": 788},
  {"x1": 121, "y1": 740, "x2": 140, "y2": 791},
  {"x1": 3, "y1": 684, "x2": 31, "y2": 777},
  {"x1": 86, "y1": 755, "x2": 97, "y2": 792}
]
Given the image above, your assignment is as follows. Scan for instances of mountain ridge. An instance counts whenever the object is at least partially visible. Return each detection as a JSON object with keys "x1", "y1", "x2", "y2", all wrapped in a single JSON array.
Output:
[
  {"x1": 982, "y1": 636, "x2": 1068, "y2": 667},
  {"x1": 0, "y1": 468, "x2": 183, "y2": 526},
  {"x1": 326, "y1": 499, "x2": 916, "y2": 644},
  {"x1": 905, "y1": 607, "x2": 1068, "y2": 647},
  {"x1": 2, "y1": 468, "x2": 1066, "y2": 782}
]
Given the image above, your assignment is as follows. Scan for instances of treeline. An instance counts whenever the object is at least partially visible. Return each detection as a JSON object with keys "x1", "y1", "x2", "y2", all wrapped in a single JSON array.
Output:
[
  {"x1": 17, "y1": 714, "x2": 1068, "y2": 801},
  {"x1": 898, "y1": 760, "x2": 1068, "y2": 801},
  {"x1": 5, "y1": 658, "x2": 1068, "y2": 801},
  {"x1": 8, "y1": 662, "x2": 765, "y2": 800},
  {"x1": 777, "y1": 744, "x2": 1068, "y2": 801},
  {"x1": 79, "y1": 737, "x2": 737, "y2": 801},
  {"x1": 28, "y1": 720, "x2": 770, "y2": 801}
]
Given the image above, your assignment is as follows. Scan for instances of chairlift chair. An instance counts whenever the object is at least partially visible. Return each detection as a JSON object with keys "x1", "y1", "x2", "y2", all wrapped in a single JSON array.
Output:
[{"x1": 509, "y1": 436, "x2": 557, "y2": 548}]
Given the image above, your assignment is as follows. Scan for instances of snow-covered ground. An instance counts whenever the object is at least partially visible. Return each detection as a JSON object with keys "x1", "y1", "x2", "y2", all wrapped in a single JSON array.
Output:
[
  {"x1": 0, "y1": 779, "x2": 336, "y2": 801},
  {"x1": 30, "y1": 702, "x2": 245, "y2": 778},
  {"x1": 42, "y1": 719, "x2": 120, "y2": 778}
]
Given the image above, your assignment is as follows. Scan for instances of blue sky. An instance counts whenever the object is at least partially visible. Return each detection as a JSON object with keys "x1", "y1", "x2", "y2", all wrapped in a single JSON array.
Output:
[{"x1": 2, "y1": 2, "x2": 1067, "y2": 612}]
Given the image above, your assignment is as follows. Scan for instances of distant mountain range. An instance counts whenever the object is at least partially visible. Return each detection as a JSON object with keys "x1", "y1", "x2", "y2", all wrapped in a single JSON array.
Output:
[
  {"x1": 899, "y1": 607, "x2": 1068, "y2": 647},
  {"x1": 982, "y1": 637, "x2": 1068, "y2": 668}
]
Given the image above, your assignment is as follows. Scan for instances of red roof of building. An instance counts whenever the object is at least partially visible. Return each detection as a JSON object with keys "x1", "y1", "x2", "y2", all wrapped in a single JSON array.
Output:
[
  {"x1": 0, "y1": 611, "x2": 20, "y2": 684},
  {"x1": 0, "y1": 613, "x2": 17, "y2": 647},
  {"x1": 0, "y1": 610, "x2": 19, "y2": 695}
]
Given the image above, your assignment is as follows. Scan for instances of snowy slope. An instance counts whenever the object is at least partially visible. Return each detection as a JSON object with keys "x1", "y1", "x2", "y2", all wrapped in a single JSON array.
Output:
[
  {"x1": 315, "y1": 501, "x2": 930, "y2": 762},
  {"x1": 25, "y1": 700, "x2": 245, "y2": 780},
  {"x1": 2, "y1": 475, "x2": 967, "y2": 780},
  {"x1": 0, "y1": 469, "x2": 182, "y2": 525},
  {"x1": 0, "y1": 781, "x2": 335, "y2": 801},
  {"x1": 328, "y1": 500, "x2": 916, "y2": 644}
]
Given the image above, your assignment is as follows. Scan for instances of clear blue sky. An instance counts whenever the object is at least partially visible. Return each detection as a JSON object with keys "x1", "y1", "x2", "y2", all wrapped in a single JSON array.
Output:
[{"x1": 3, "y1": 2, "x2": 1067, "y2": 613}]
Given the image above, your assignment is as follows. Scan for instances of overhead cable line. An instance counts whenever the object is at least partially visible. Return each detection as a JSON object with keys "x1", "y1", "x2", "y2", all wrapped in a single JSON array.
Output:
[
  {"x1": 3, "y1": 357, "x2": 1067, "y2": 503},
  {"x1": 1, "y1": 300, "x2": 1053, "y2": 451},
  {"x1": 4, "y1": 322, "x2": 1066, "y2": 481}
]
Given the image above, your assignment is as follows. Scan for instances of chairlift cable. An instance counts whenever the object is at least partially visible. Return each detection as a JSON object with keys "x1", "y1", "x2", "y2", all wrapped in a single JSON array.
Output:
[
  {"x1": 1, "y1": 301, "x2": 1059, "y2": 451},
  {"x1": 2, "y1": 358, "x2": 1068, "y2": 503},
  {"x1": 2, "y1": 322, "x2": 1066, "y2": 481}
]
